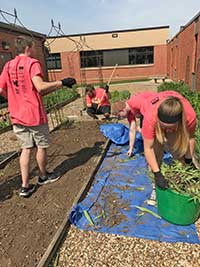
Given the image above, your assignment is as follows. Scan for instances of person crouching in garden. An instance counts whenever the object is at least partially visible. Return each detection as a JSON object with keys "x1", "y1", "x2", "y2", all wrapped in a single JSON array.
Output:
[
  {"x1": 0, "y1": 35, "x2": 76, "y2": 197},
  {"x1": 141, "y1": 91, "x2": 197, "y2": 190},
  {"x1": 85, "y1": 84, "x2": 111, "y2": 120},
  {"x1": 112, "y1": 91, "x2": 156, "y2": 157}
]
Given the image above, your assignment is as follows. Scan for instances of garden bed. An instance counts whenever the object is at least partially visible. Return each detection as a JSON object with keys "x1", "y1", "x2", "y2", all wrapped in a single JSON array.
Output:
[{"x1": 0, "y1": 120, "x2": 106, "y2": 267}]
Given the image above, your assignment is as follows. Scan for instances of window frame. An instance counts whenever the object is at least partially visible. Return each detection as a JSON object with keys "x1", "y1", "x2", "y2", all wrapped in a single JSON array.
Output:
[
  {"x1": 0, "y1": 51, "x2": 13, "y2": 68},
  {"x1": 80, "y1": 46, "x2": 154, "y2": 68},
  {"x1": 46, "y1": 53, "x2": 62, "y2": 70}
]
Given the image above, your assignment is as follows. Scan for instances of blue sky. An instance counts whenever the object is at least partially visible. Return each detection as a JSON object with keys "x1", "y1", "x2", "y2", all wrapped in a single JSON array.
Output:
[{"x1": 0, "y1": 1, "x2": 199, "y2": 38}]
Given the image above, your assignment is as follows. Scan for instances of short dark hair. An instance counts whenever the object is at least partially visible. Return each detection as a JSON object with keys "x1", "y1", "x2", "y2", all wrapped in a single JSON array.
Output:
[
  {"x1": 85, "y1": 84, "x2": 95, "y2": 94},
  {"x1": 15, "y1": 36, "x2": 34, "y2": 54}
]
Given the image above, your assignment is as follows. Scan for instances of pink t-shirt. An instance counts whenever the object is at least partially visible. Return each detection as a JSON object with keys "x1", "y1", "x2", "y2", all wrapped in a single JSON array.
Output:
[
  {"x1": 142, "y1": 91, "x2": 197, "y2": 140},
  {"x1": 126, "y1": 91, "x2": 157, "y2": 124},
  {"x1": 0, "y1": 55, "x2": 47, "y2": 126},
  {"x1": 86, "y1": 87, "x2": 110, "y2": 107}
]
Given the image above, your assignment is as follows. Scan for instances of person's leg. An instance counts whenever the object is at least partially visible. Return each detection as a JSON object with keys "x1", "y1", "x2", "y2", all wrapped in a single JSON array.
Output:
[
  {"x1": 87, "y1": 106, "x2": 98, "y2": 119},
  {"x1": 36, "y1": 147, "x2": 47, "y2": 177},
  {"x1": 13, "y1": 124, "x2": 36, "y2": 196},
  {"x1": 20, "y1": 148, "x2": 32, "y2": 187},
  {"x1": 99, "y1": 105, "x2": 110, "y2": 119},
  {"x1": 33, "y1": 124, "x2": 60, "y2": 185}
]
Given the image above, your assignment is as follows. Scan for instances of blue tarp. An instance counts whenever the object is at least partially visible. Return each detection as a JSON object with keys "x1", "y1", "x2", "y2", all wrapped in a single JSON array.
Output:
[
  {"x1": 100, "y1": 123, "x2": 129, "y2": 145},
  {"x1": 70, "y1": 125, "x2": 200, "y2": 244}
]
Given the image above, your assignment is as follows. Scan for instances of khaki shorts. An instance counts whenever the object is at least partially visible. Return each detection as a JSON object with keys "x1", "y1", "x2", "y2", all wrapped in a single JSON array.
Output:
[{"x1": 13, "y1": 124, "x2": 50, "y2": 149}]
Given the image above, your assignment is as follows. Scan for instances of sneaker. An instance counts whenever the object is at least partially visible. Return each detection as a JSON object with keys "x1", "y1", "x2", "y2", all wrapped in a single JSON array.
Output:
[
  {"x1": 19, "y1": 184, "x2": 35, "y2": 197},
  {"x1": 38, "y1": 172, "x2": 61, "y2": 185}
]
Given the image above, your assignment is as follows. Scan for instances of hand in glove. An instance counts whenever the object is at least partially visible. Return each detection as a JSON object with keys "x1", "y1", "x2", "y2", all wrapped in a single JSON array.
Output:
[
  {"x1": 184, "y1": 157, "x2": 197, "y2": 170},
  {"x1": 104, "y1": 85, "x2": 109, "y2": 93},
  {"x1": 61, "y1": 77, "x2": 77, "y2": 88},
  {"x1": 154, "y1": 171, "x2": 169, "y2": 189}
]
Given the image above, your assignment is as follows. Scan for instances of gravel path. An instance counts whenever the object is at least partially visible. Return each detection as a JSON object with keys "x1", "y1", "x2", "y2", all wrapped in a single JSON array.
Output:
[{"x1": 57, "y1": 225, "x2": 200, "y2": 267}]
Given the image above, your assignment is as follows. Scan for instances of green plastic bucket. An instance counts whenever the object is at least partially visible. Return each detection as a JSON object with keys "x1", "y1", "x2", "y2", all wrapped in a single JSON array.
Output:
[{"x1": 156, "y1": 186, "x2": 200, "y2": 225}]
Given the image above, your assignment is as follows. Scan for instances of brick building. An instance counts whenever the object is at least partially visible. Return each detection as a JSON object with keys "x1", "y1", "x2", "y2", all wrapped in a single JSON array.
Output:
[
  {"x1": 46, "y1": 26, "x2": 169, "y2": 84},
  {"x1": 0, "y1": 22, "x2": 47, "y2": 76},
  {"x1": 167, "y1": 12, "x2": 200, "y2": 91}
]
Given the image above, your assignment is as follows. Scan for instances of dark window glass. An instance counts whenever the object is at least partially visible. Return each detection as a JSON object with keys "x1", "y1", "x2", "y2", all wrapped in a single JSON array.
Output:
[
  {"x1": 129, "y1": 46, "x2": 154, "y2": 65},
  {"x1": 46, "y1": 53, "x2": 61, "y2": 70},
  {"x1": 0, "y1": 52, "x2": 12, "y2": 67},
  {"x1": 80, "y1": 46, "x2": 154, "y2": 68},
  {"x1": 80, "y1": 51, "x2": 103, "y2": 68}
]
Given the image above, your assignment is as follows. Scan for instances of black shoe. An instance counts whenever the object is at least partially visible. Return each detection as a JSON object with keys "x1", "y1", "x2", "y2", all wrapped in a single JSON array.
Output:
[
  {"x1": 19, "y1": 184, "x2": 35, "y2": 197},
  {"x1": 38, "y1": 172, "x2": 61, "y2": 185}
]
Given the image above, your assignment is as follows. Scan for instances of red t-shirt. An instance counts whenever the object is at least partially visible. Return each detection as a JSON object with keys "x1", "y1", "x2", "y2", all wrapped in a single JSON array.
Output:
[
  {"x1": 86, "y1": 88, "x2": 110, "y2": 107},
  {"x1": 142, "y1": 91, "x2": 197, "y2": 139},
  {"x1": 0, "y1": 55, "x2": 47, "y2": 126},
  {"x1": 126, "y1": 91, "x2": 157, "y2": 124}
]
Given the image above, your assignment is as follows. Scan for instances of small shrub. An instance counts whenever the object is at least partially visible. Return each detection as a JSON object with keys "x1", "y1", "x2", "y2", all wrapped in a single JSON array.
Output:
[{"x1": 110, "y1": 90, "x2": 130, "y2": 103}]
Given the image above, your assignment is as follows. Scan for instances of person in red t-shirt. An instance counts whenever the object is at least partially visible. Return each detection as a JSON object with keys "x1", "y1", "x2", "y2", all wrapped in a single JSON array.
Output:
[
  {"x1": 141, "y1": 91, "x2": 197, "y2": 189},
  {"x1": 112, "y1": 91, "x2": 156, "y2": 157},
  {"x1": 0, "y1": 35, "x2": 76, "y2": 197},
  {"x1": 85, "y1": 84, "x2": 111, "y2": 119}
]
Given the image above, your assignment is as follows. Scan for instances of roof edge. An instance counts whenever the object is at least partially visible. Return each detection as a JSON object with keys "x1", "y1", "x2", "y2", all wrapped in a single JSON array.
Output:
[
  {"x1": 0, "y1": 21, "x2": 46, "y2": 38},
  {"x1": 47, "y1": 25, "x2": 170, "y2": 39},
  {"x1": 169, "y1": 11, "x2": 200, "y2": 42}
]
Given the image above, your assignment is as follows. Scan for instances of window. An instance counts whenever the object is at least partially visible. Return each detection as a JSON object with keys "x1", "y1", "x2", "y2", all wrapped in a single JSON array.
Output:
[
  {"x1": 80, "y1": 51, "x2": 103, "y2": 68},
  {"x1": 0, "y1": 52, "x2": 12, "y2": 67},
  {"x1": 80, "y1": 46, "x2": 154, "y2": 68},
  {"x1": 129, "y1": 47, "x2": 154, "y2": 65},
  {"x1": 46, "y1": 53, "x2": 61, "y2": 70}
]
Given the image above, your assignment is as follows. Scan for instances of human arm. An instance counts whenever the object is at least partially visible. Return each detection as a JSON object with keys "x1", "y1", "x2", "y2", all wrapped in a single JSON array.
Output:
[
  {"x1": 32, "y1": 76, "x2": 76, "y2": 96},
  {"x1": 144, "y1": 138, "x2": 168, "y2": 189},
  {"x1": 85, "y1": 94, "x2": 92, "y2": 108},
  {"x1": 143, "y1": 138, "x2": 160, "y2": 172},
  {"x1": 0, "y1": 88, "x2": 7, "y2": 99},
  {"x1": 127, "y1": 120, "x2": 136, "y2": 157},
  {"x1": 32, "y1": 76, "x2": 62, "y2": 95},
  {"x1": 0, "y1": 64, "x2": 8, "y2": 98},
  {"x1": 184, "y1": 131, "x2": 196, "y2": 168},
  {"x1": 107, "y1": 91, "x2": 111, "y2": 99}
]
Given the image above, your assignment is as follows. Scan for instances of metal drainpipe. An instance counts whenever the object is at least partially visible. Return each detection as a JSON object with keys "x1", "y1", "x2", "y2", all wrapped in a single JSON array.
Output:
[{"x1": 192, "y1": 19, "x2": 199, "y2": 91}]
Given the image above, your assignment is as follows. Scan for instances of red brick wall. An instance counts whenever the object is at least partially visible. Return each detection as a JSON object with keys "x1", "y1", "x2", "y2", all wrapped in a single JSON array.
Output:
[
  {"x1": 48, "y1": 51, "x2": 81, "y2": 81},
  {"x1": 0, "y1": 29, "x2": 47, "y2": 78},
  {"x1": 167, "y1": 17, "x2": 200, "y2": 91},
  {"x1": 196, "y1": 19, "x2": 200, "y2": 91},
  {"x1": 48, "y1": 44, "x2": 167, "y2": 84}
]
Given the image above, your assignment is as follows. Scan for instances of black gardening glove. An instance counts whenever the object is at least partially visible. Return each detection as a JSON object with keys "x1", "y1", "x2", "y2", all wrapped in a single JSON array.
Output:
[
  {"x1": 104, "y1": 84, "x2": 109, "y2": 93},
  {"x1": 184, "y1": 157, "x2": 197, "y2": 170},
  {"x1": 154, "y1": 171, "x2": 169, "y2": 190},
  {"x1": 61, "y1": 77, "x2": 77, "y2": 88}
]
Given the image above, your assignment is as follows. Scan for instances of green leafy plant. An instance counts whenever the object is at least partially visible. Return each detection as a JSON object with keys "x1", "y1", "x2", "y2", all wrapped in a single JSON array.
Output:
[
  {"x1": 110, "y1": 90, "x2": 130, "y2": 103},
  {"x1": 43, "y1": 88, "x2": 79, "y2": 109},
  {"x1": 161, "y1": 161, "x2": 200, "y2": 203}
]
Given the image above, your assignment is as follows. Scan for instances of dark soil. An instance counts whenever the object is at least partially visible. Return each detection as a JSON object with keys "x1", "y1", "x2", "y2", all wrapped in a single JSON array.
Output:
[{"x1": 0, "y1": 120, "x2": 106, "y2": 267}]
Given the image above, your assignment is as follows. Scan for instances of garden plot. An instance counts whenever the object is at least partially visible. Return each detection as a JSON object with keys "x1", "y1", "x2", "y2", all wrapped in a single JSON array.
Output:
[{"x1": 0, "y1": 121, "x2": 105, "y2": 267}]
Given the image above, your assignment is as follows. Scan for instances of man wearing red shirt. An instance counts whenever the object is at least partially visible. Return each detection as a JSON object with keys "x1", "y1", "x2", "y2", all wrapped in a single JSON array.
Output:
[
  {"x1": 0, "y1": 35, "x2": 76, "y2": 197},
  {"x1": 85, "y1": 84, "x2": 111, "y2": 119}
]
